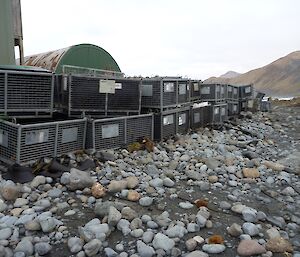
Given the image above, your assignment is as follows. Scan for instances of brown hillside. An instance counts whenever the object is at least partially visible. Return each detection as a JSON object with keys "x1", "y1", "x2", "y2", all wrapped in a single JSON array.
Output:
[{"x1": 205, "y1": 51, "x2": 300, "y2": 97}]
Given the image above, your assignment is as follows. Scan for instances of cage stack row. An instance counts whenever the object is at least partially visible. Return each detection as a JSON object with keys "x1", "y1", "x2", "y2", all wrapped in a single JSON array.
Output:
[{"x1": 0, "y1": 67, "x2": 154, "y2": 165}]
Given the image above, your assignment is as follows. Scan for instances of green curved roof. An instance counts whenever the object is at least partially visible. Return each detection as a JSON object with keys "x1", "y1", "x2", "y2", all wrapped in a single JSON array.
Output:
[{"x1": 23, "y1": 43, "x2": 121, "y2": 73}]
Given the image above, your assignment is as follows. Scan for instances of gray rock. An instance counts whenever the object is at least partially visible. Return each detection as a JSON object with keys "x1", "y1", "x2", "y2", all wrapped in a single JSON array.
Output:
[
  {"x1": 68, "y1": 168, "x2": 94, "y2": 191},
  {"x1": 83, "y1": 239, "x2": 102, "y2": 257},
  {"x1": 60, "y1": 172, "x2": 71, "y2": 185},
  {"x1": 152, "y1": 233, "x2": 175, "y2": 252},
  {"x1": 139, "y1": 197, "x2": 153, "y2": 207},
  {"x1": 147, "y1": 221, "x2": 158, "y2": 229},
  {"x1": 14, "y1": 198, "x2": 29, "y2": 208},
  {"x1": 15, "y1": 239, "x2": 34, "y2": 256},
  {"x1": 24, "y1": 220, "x2": 41, "y2": 231},
  {"x1": 137, "y1": 240, "x2": 155, "y2": 257},
  {"x1": 34, "y1": 242, "x2": 51, "y2": 256},
  {"x1": 0, "y1": 180, "x2": 21, "y2": 200},
  {"x1": 165, "y1": 225, "x2": 186, "y2": 238},
  {"x1": 30, "y1": 175, "x2": 46, "y2": 188},
  {"x1": 131, "y1": 229, "x2": 144, "y2": 238},
  {"x1": 199, "y1": 165, "x2": 208, "y2": 172},
  {"x1": 96, "y1": 151, "x2": 116, "y2": 162},
  {"x1": 187, "y1": 223, "x2": 200, "y2": 232},
  {"x1": 180, "y1": 154, "x2": 190, "y2": 162},
  {"x1": 196, "y1": 215, "x2": 207, "y2": 228},
  {"x1": 185, "y1": 251, "x2": 209, "y2": 257},
  {"x1": 145, "y1": 164, "x2": 160, "y2": 177},
  {"x1": 108, "y1": 206, "x2": 122, "y2": 226},
  {"x1": 39, "y1": 216, "x2": 57, "y2": 233},
  {"x1": 227, "y1": 223, "x2": 243, "y2": 237},
  {"x1": 68, "y1": 237, "x2": 84, "y2": 253},
  {"x1": 117, "y1": 219, "x2": 131, "y2": 236},
  {"x1": 242, "y1": 222, "x2": 259, "y2": 236},
  {"x1": 121, "y1": 207, "x2": 138, "y2": 221},
  {"x1": 163, "y1": 177, "x2": 175, "y2": 187},
  {"x1": 104, "y1": 247, "x2": 118, "y2": 257},
  {"x1": 198, "y1": 181, "x2": 210, "y2": 191},
  {"x1": 64, "y1": 210, "x2": 76, "y2": 216},
  {"x1": 149, "y1": 178, "x2": 163, "y2": 188},
  {"x1": 107, "y1": 180, "x2": 128, "y2": 193},
  {"x1": 0, "y1": 200, "x2": 7, "y2": 212},
  {"x1": 219, "y1": 201, "x2": 231, "y2": 210},
  {"x1": 185, "y1": 238, "x2": 197, "y2": 251},
  {"x1": 185, "y1": 170, "x2": 202, "y2": 180},
  {"x1": 142, "y1": 231, "x2": 154, "y2": 244},
  {"x1": 179, "y1": 202, "x2": 194, "y2": 209},
  {"x1": 281, "y1": 186, "x2": 296, "y2": 196},
  {"x1": 0, "y1": 228, "x2": 12, "y2": 240},
  {"x1": 202, "y1": 244, "x2": 226, "y2": 253},
  {"x1": 47, "y1": 188, "x2": 62, "y2": 198},
  {"x1": 242, "y1": 208, "x2": 258, "y2": 222}
]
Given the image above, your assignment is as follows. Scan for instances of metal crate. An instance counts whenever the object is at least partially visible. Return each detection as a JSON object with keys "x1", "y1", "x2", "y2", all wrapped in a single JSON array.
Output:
[
  {"x1": 190, "y1": 80, "x2": 202, "y2": 101},
  {"x1": 190, "y1": 102, "x2": 212, "y2": 129},
  {"x1": 211, "y1": 103, "x2": 228, "y2": 124},
  {"x1": 141, "y1": 77, "x2": 190, "y2": 110},
  {"x1": 227, "y1": 100, "x2": 239, "y2": 117},
  {"x1": 238, "y1": 84, "x2": 253, "y2": 99},
  {"x1": 0, "y1": 118, "x2": 87, "y2": 164},
  {"x1": 86, "y1": 114, "x2": 154, "y2": 150},
  {"x1": 0, "y1": 69, "x2": 54, "y2": 118},
  {"x1": 55, "y1": 75, "x2": 141, "y2": 117},
  {"x1": 154, "y1": 106, "x2": 190, "y2": 141},
  {"x1": 199, "y1": 83, "x2": 227, "y2": 103},
  {"x1": 261, "y1": 100, "x2": 271, "y2": 112},
  {"x1": 226, "y1": 84, "x2": 239, "y2": 100}
]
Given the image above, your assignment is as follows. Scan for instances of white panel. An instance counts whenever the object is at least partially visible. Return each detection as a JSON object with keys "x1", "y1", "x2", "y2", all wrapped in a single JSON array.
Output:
[
  {"x1": 99, "y1": 80, "x2": 115, "y2": 94},
  {"x1": 62, "y1": 127, "x2": 78, "y2": 143},
  {"x1": 141, "y1": 84, "x2": 153, "y2": 96},
  {"x1": 163, "y1": 115, "x2": 174, "y2": 125},
  {"x1": 0, "y1": 129, "x2": 8, "y2": 147},
  {"x1": 178, "y1": 113, "x2": 186, "y2": 125},
  {"x1": 164, "y1": 82, "x2": 174, "y2": 92},
  {"x1": 25, "y1": 129, "x2": 49, "y2": 145},
  {"x1": 102, "y1": 124, "x2": 119, "y2": 138}
]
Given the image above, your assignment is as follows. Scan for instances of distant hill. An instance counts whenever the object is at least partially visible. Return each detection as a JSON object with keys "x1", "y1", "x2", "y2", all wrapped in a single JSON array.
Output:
[
  {"x1": 204, "y1": 51, "x2": 300, "y2": 97},
  {"x1": 219, "y1": 71, "x2": 241, "y2": 79}
]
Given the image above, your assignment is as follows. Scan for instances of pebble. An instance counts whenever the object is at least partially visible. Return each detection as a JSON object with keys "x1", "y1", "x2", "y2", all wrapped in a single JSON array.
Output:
[
  {"x1": 185, "y1": 238, "x2": 197, "y2": 251},
  {"x1": 185, "y1": 251, "x2": 209, "y2": 257},
  {"x1": 237, "y1": 239, "x2": 266, "y2": 256},
  {"x1": 34, "y1": 242, "x2": 52, "y2": 256},
  {"x1": 68, "y1": 237, "x2": 84, "y2": 253},
  {"x1": 152, "y1": 233, "x2": 175, "y2": 251},
  {"x1": 108, "y1": 206, "x2": 122, "y2": 226},
  {"x1": 139, "y1": 197, "x2": 153, "y2": 207},
  {"x1": 202, "y1": 244, "x2": 226, "y2": 253},
  {"x1": 227, "y1": 223, "x2": 243, "y2": 237},
  {"x1": 179, "y1": 202, "x2": 194, "y2": 209},
  {"x1": 242, "y1": 222, "x2": 260, "y2": 236},
  {"x1": 142, "y1": 231, "x2": 154, "y2": 243},
  {"x1": 83, "y1": 239, "x2": 102, "y2": 256},
  {"x1": 266, "y1": 237, "x2": 293, "y2": 253},
  {"x1": 30, "y1": 175, "x2": 46, "y2": 188},
  {"x1": 137, "y1": 240, "x2": 155, "y2": 257},
  {"x1": 0, "y1": 228, "x2": 12, "y2": 240},
  {"x1": 64, "y1": 210, "x2": 76, "y2": 216},
  {"x1": 15, "y1": 239, "x2": 34, "y2": 256}
]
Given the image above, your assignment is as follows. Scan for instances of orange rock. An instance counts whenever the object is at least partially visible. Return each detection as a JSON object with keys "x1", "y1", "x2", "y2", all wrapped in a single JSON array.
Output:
[
  {"x1": 143, "y1": 137, "x2": 155, "y2": 152},
  {"x1": 208, "y1": 235, "x2": 224, "y2": 244},
  {"x1": 91, "y1": 183, "x2": 106, "y2": 198},
  {"x1": 242, "y1": 168, "x2": 260, "y2": 178},
  {"x1": 127, "y1": 190, "x2": 141, "y2": 201},
  {"x1": 194, "y1": 199, "x2": 208, "y2": 208}
]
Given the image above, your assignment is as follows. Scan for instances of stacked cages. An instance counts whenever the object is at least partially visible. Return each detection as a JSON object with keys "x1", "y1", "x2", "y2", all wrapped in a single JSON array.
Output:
[
  {"x1": 226, "y1": 84, "x2": 239, "y2": 117},
  {"x1": 55, "y1": 74, "x2": 141, "y2": 117},
  {"x1": 86, "y1": 114, "x2": 154, "y2": 150},
  {"x1": 141, "y1": 77, "x2": 190, "y2": 110},
  {"x1": 153, "y1": 106, "x2": 190, "y2": 141},
  {"x1": 238, "y1": 84, "x2": 254, "y2": 112},
  {"x1": 0, "y1": 68, "x2": 54, "y2": 118},
  {"x1": 211, "y1": 103, "x2": 228, "y2": 124},
  {"x1": 190, "y1": 103, "x2": 212, "y2": 130},
  {"x1": 0, "y1": 118, "x2": 87, "y2": 164}
]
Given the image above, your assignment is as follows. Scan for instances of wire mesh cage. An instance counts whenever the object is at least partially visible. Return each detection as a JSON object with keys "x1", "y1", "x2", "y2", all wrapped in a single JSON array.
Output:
[
  {"x1": 55, "y1": 75, "x2": 141, "y2": 117},
  {"x1": 0, "y1": 69, "x2": 54, "y2": 118},
  {"x1": 153, "y1": 106, "x2": 190, "y2": 141},
  {"x1": 227, "y1": 100, "x2": 240, "y2": 117},
  {"x1": 0, "y1": 118, "x2": 87, "y2": 164},
  {"x1": 226, "y1": 85, "x2": 239, "y2": 100},
  {"x1": 199, "y1": 84, "x2": 227, "y2": 103},
  {"x1": 190, "y1": 102, "x2": 212, "y2": 129},
  {"x1": 141, "y1": 77, "x2": 190, "y2": 110},
  {"x1": 211, "y1": 103, "x2": 228, "y2": 124},
  {"x1": 86, "y1": 114, "x2": 154, "y2": 150},
  {"x1": 190, "y1": 80, "x2": 202, "y2": 101},
  {"x1": 238, "y1": 84, "x2": 254, "y2": 99}
]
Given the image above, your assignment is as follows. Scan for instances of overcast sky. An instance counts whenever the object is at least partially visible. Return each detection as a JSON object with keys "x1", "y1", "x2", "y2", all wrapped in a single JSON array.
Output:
[{"x1": 21, "y1": 0, "x2": 300, "y2": 79}]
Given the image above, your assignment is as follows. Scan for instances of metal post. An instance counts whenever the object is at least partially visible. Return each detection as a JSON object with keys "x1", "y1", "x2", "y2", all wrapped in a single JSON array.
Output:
[
  {"x1": 124, "y1": 117, "x2": 127, "y2": 144},
  {"x1": 92, "y1": 120, "x2": 96, "y2": 149},
  {"x1": 160, "y1": 80, "x2": 163, "y2": 110},
  {"x1": 16, "y1": 125, "x2": 21, "y2": 163},
  {"x1": 54, "y1": 123, "x2": 59, "y2": 157},
  {"x1": 50, "y1": 74, "x2": 54, "y2": 116},
  {"x1": 68, "y1": 75, "x2": 72, "y2": 117},
  {"x1": 105, "y1": 93, "x2": 108, "y2": 116},
  {"x1": 4, "y1": 72, "x2": 7, "y2": 115},
  {"x1": 82, "y1": 118, "x2": 87, "y2": 150},
  {"x1": 151, "y1": 114, "x2": 154, "y2": 141}
]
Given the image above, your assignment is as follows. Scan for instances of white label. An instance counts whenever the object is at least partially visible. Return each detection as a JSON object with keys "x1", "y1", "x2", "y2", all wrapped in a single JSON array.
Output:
[
  {"x1": 0, "y1": 129, "x2": 8, "y2": 147},
  {"x1": 233, "y1": 88, "x2": 238, "y2": 94},
  {"x1": 245, "y1": 86, "x2": 251, "y2": 93},
  {"x1": 63, "y1": 76, "x2": 68, "y2": 91},
  {"x1": 178, "y1": 113, "x2": 186, "y2": 125},
  {"x1": 193, "y1": 83, "x2": 199, "y2": 91},
  {"x1": 164, "y1": 82, "x2": 174, "y2": 92},
  {"x1": 25, "y1": 129, "x2": 49, "y2": 145},
  {"x1": 102, "y1": 124, "x2": 119, "y2": 138},
  {"x1": 214, "y1": 107, "x2": 219, "y2": 115},
  {"x1": 62, "y1": 127, "x2": 78, "y2": 143},
  {"x1": 233, "y1": 105, "x2": 237, "y2": 112},
  {"x1": 194, "y1": 112, "x2": 200, "y2": 123},
  {"x1": 115, "y1": 82, "x2": 122, "y2": 89},
  {"x1": 163, "y1": 115, "x2": 174, "y2": 125},
  {"x1": 99, "y1": 80, "x2": 115, "y2": 94},
  {"x1": 201, "y1": 86, "x2": 210, "y2": 94},
  {"x1": 228, "y1": 86, "x2": 232, "y2": 92},
  {"x1": 221, "y1": 107, "x2": 226, "y2": 115}
]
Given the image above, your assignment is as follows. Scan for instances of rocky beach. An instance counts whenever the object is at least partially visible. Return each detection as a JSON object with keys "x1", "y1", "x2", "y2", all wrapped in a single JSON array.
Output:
[{"x1": 0, "y1": 105, "x2": 299, "y2": 257}]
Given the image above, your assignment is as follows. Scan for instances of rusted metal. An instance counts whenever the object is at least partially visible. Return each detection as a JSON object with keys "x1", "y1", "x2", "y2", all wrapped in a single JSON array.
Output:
[{"x1": 24, "y1": 47, "x2": 70, "y2": 72}]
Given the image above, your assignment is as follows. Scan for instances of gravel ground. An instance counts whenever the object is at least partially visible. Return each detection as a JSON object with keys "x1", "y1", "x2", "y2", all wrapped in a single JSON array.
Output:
[{"x1": 0, "y1": 105, "x2": 299, "y2": 257}]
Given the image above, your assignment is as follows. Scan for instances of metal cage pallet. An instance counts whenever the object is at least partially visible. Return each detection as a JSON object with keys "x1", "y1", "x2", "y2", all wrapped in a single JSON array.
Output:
[
  {"x1": 211, "y1": 103, "x2": 228, "y2": 124},
  {"x1": 199, "y1": 83, "x2": 227, "y2": 103},
  {"x1": 190, "y1": 103, "x2": 212, "y2": 129},
  {"x1": 153, "y1": 106, "x2": 190, "y2": 141},
  {"x1": 0, "y1": 118, "x2": 87, "y2": 164},
  {"x1": 238, "y1": 84, "x2": 254, "y2": 100},
  {"x1": 226, "y1": 85, "x2": 239, "y2": 101},
  {"x1": 227, "y1": 100, "x2": 239, "y2": 117},
  {"x1": 55, "y1": 75, "x2": 141, "y2": 118},
  {"x1": 0, "y1": 69, "x2": 54, "y2": 118},
  {"x1": 141, "y1": 77, "x2": 190, "y2": 110},
  {"x1": 190, "y1": 80, "x2": 202, "y2": 102},
  {"x1": 86, "y1": 114, "x2": 154, "y2": 150}
]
